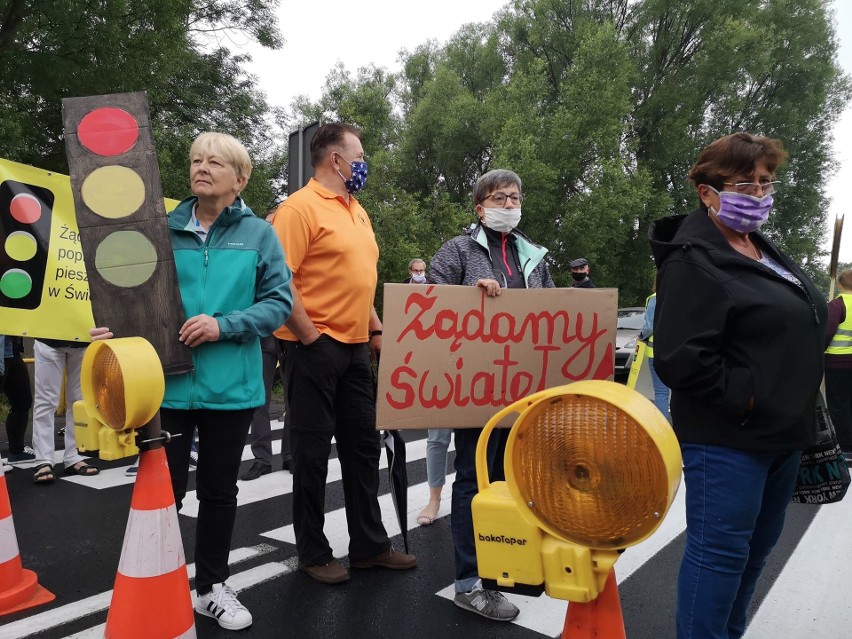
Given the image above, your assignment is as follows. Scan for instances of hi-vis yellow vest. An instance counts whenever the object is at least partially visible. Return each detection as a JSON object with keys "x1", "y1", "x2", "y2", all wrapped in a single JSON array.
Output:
[
  {"x1": 644, "y1": 293, "x2": 655, "y2": 358},
  {"x1": 827, "y1": 294, "x2": 852, "y2": 355}
]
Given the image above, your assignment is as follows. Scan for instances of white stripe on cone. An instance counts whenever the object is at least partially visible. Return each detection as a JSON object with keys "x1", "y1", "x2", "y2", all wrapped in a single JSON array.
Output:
[
  {"x1": 117, "y1": 504, "x2": 185, "y2": 578},
  {"x1": 0, "y1": 514, "x2": 19, "y2": 564}
]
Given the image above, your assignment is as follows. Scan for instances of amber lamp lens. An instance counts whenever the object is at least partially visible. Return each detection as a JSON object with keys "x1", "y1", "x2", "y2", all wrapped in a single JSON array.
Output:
[
  {"x1": 511, "y1": 394, "x2": 670, "y2": 549},
  {"x1": 91, "y1": 345, "x2": 126, "y2": 429}
]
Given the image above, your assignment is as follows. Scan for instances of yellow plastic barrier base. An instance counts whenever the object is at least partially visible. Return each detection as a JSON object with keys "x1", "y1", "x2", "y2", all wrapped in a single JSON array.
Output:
[{"x1": 98, "y1": 427, "x2": 139, "y2": 461}]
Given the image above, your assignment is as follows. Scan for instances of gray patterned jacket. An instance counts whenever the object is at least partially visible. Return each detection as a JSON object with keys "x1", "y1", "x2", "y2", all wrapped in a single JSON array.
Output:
[{"x1": 428, "y1": 223, "x2": 554, "y2": 289}]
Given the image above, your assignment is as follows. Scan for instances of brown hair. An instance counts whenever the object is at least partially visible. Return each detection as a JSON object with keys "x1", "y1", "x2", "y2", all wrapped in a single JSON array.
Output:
[
  {"x1": 688, "y1": 133, "x2": 788, "y2": 198},
  {"x1": 310, "y1": 122, "x2": 361, "y2": 168}
]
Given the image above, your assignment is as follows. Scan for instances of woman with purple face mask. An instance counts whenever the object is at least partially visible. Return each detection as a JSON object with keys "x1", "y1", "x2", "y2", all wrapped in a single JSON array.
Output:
[{"x1": 648, "y1": 133, "x2": 827, "y2": 639}]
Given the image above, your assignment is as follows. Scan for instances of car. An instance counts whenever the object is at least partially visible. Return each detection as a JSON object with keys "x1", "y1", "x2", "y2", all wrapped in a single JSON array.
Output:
[{"x1": 614, "y1": 306, "x2": 646, "y2": 378}]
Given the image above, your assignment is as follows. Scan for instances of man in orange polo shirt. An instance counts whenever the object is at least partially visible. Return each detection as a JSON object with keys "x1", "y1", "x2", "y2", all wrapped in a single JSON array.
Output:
[{"x1": 272, "y1": 122, "x2": 417, "y2": 585}]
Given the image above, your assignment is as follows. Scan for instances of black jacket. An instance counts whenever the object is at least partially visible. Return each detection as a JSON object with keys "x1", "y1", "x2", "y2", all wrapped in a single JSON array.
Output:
[{"x1": 649, "y1": 209, "x2": 827, "y2": 453}]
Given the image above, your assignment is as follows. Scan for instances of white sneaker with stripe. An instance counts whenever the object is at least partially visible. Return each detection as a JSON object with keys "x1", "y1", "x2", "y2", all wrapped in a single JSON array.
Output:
[{"x1": 195, "y1": 582, "x2": 252, "y2": 630}]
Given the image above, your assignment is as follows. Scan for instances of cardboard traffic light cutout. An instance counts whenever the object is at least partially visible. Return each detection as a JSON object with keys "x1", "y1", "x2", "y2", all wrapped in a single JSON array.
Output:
[{"x1": 62, "y1": 92, "x2": 192, "y2": 375}]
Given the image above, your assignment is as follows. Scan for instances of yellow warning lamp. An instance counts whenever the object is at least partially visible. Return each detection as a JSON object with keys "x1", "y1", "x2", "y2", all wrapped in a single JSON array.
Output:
[
  {"x1": 471, "y1": 380, "x2": 681, "y2": 603},
  {"x1": 79, "y1": 337, "x2": 164, "y2": 459}
]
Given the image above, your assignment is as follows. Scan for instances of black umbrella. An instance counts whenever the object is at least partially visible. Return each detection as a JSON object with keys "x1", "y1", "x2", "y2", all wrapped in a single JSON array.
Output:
[
  {"x1": 373, "y1": 348, "x2": 409, "y2": 553},
  {"x1": 382, "y1": 429, "x2": 409, "y2": 554}
]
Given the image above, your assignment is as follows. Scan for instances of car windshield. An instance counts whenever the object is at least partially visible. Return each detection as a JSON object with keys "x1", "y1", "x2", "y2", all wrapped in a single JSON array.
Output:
[{"x1": 617, "y1": 310, "x2": 645, "y2": 330}]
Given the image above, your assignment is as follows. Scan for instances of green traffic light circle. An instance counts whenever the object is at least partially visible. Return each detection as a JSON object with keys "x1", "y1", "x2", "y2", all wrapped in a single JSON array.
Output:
[
  {"x1": 94, "y1": 230, "x2": 157, "y2": 288},
  {"x1": 0, "y1": 269, "x2": 33, "y2": 298}
]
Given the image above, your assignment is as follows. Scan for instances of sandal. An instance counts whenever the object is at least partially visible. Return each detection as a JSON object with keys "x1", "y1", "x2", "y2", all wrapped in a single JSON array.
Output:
[
  {"x1": 416, "y1": 504, "x2": 439, "y2": 526},
  {"x1": 33, "y1": 463, "x2": 55, "y2": 484},
  {"x1": 63, "y1": 461, "x2": 100, "y2": 477}
]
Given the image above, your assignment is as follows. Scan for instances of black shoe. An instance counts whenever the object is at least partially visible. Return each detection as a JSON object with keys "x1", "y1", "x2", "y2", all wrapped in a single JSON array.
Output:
[
  {"x1": 281, "y1": 459, "x2": 292, "y2": 474},
  {"x1": 240, "y1": 461, "x2": 271, "y2": 481}
]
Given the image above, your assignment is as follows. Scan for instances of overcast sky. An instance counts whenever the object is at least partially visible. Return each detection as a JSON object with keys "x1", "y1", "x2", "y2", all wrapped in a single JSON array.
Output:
[{"x1": 236, "y1": 0, "x2": 852, "y2": 263}]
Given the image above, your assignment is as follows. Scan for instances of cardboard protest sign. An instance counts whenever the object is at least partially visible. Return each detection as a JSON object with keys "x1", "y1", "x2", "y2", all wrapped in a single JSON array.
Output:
[
  {"x1": 376, "y1": 284, "x2": 617, "y2": 429},
  {"x1": 0, "y1": 157, "x2": 178, "y2": 342}
]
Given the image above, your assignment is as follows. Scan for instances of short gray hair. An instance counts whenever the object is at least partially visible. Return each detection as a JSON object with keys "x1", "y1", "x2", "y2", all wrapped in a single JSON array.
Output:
[
  {"x1": 408, "y1": 258, "x2": 425, "y2": 270},
  {"x1": 473, "y1": 169, "x2": 522, "y2": 205}
]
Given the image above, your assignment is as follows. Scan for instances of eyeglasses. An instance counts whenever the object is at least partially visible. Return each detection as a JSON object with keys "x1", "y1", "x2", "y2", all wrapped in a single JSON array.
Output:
[
  {"x1": 722, "y1": 181, "x2": 780, "y2": 196},
  {"x1": 410, "y1": 268, "x2": 425, "y2": 274},
  {"x1": 483, "y1": 192, "x2": 523, "y2": 206}
]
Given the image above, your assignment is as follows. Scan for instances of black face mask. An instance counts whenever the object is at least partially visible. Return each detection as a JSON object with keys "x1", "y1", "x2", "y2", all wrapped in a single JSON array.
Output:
[{"x1": 571, "y1": 272, "x2": 587, "y2": 282}]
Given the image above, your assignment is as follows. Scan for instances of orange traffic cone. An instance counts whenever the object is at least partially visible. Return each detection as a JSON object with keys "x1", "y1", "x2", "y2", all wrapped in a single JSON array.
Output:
[
  {"x1": 562, "y1": 570, "x2": 626, "y2": 639},
  {"x1": 104, "y1": 447, "x2": 196, "y2": 638},
  {"x1": 0, "y1": 462, "x2": 55, "y2": 615}
]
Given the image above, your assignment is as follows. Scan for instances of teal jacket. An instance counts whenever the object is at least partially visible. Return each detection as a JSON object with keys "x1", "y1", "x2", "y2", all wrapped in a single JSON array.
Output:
[{"x1": 163, "y1": 196, "x2": 292, "y2": 410}]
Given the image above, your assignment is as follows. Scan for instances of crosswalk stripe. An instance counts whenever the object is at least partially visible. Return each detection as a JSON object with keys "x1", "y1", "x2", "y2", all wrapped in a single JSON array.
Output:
[
  {"x1": 261, "y1": 473, "x2": 457, "y2": 550},
  {"x1": 180, "y1": 436, "x2": 452, "y2": 518},
  {"x1": 0, "y1": 544, "x2": 276, "y2": 639},
  {"x1": 742, "y1": 499, "x2": 852, "y2": 637}
]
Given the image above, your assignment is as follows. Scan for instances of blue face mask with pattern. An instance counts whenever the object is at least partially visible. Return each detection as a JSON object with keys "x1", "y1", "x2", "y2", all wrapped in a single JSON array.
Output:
[{"x1": 337, "y1": 154, "x2": 368, "y2": 194}]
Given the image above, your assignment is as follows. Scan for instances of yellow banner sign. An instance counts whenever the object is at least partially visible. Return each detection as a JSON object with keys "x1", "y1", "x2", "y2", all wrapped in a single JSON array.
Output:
[{"x1": 0, "y1": 158, "x2": 178, "y2": 341}]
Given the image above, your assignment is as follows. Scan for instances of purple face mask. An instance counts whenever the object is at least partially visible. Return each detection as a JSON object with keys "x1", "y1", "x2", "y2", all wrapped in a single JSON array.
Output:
[{"x1": 710, "y1": 188, "x2": 773, "y2": 234}]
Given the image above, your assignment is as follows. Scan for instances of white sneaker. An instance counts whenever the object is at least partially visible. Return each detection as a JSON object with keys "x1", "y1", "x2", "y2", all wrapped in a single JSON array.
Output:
[
  {"x1": 195, "y1": 583, "x2": 252, "y2": 630},
  {"x1": 1, "y1": 459, "x2": 13, "y2": 473}
]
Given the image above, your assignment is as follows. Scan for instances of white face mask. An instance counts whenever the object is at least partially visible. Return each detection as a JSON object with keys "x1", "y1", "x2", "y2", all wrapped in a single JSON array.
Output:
[
  {"x1": 410, "y1": 273, "x2": 427, "y2": 283},
  {"x1": 481, "y1": 207, "x2": 522, "y2": 233}
]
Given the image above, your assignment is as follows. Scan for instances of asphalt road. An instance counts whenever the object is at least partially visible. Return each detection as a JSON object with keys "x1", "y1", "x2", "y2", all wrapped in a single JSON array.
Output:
[{"x1": 0, "y1": 404, "x2": 849, "y2": 639}]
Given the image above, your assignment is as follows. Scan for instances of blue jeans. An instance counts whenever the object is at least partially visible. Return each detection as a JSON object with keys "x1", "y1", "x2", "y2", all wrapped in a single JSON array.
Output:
[
  {"x1": 677, "y1": 444, "x2": 801, "y2": 639},
  {"x1": 648, "y1": 357, "x2": 670, "y2": 417},
  {"x1": 426, "y1": 429, "x2": 452, "y2": 488},
  {"x1": 451, "y1": 427, "x2": 508, "y2": 592}
]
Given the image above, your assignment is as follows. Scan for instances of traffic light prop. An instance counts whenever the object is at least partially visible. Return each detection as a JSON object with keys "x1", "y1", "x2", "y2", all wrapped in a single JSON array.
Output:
[
  {"x1": 62, "y1": 92, "x2": 192, "y2": 375},
  {"x1": 472, "y1": 380, "x2": 681, "y2": 632},
  {"x1": 79, "y1": 337, "x2": 165, "y2": 460}
]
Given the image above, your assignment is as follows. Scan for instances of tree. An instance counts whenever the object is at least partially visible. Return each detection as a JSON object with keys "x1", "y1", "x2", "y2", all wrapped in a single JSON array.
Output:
[{"x1": 0, "y1": 0, "x2": 284, "y2": 209}]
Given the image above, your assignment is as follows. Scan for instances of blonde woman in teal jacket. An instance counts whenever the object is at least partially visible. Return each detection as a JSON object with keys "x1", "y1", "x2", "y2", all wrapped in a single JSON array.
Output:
[{"x1": 92, "y1": 132, "x2": 291, "y2": 631}]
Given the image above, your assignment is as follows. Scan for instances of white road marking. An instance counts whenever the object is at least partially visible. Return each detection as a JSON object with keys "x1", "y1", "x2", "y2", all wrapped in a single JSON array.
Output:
[
  {"x1": 743, "y1": 498, "x2": 852, "y2": 638},
  {"x1": 0, "y1": 545, "x2": 277, "y2": 639}
]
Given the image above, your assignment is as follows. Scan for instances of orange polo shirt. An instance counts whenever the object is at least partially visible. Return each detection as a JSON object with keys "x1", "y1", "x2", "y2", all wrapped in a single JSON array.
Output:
[{"x1": 272, "y1": 178, "x2": 378, "y2": 343}]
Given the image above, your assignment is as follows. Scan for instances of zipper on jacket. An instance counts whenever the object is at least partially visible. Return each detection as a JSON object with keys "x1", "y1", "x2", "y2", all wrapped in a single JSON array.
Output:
[{"x1": 189, "y1": 228, "x2": 215, "y2": 407}]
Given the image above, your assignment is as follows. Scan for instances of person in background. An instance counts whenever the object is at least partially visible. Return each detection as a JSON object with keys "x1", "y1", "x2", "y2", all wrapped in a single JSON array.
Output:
[
  {"x1": 570, "y1": 257, "x2": 595, "y2": 287},
  {"x1": 650, "y1": 132, "x2": 826, "y2": 639},
  {"x1": 242, "y1": 210, "x2": 292, "y2": 481},
  {"x1": 272, "y1": 122, "x2": 416, "y2": 586},
  {"x1": 2, "y1": 335, "x2": 35, "y2": 465},
  {"x1": 429, "y1": 168, "x2": 554, "y2": 622},
  {"x1": 92, "y1": 131, "x2": 292, "y2": 631},
  {"x1": 241, "y1": 334, "x2": 289, "y2": 479},
  {"x1": 638, "y1": 281, "x2": 670, "y2": 418},
  {"x1": 0, "y1": 335, "x2": 7, "y2": 472},
  {"x1": 31, "y1": 338, "x2": 97, "y2": 483},
  {"x1": 403, "y1": 258, "x2": 427, "y2": 284},
  {"x1": 824, "y1": 268, "x2": 852, "y2": 461},
  {"x1": 406, "y1": 257, "x2": 452, "y2": 527}
]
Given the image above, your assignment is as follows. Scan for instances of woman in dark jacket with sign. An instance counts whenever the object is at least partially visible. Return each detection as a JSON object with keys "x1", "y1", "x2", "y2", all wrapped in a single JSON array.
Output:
[
  {"x1": 649, "y1": 133, "x2": 826, "y2": 639},
  {"x1": 428, "y1": 168, "x2": 554, "y2": 622}
]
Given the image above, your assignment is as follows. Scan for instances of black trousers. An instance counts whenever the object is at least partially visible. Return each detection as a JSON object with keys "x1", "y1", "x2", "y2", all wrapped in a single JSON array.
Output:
[
  {"x1": 2, "y1": 352, "x2": 33, "y2": 453},
  {"x1": 248, "y1": 335, "x2": 291, "y2": 466},
  {"x1": 825, "y1": 367, "x2": 852, "y2": 447},
  {"x1": 162, "y1": 407, "x2": 254, "y2": 593},
  {"x1": 281, "y1": 336, "x2": 389, "y2": 566}
]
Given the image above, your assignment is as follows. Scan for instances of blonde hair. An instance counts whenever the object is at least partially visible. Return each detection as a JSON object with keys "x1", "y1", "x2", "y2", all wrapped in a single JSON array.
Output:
[{"x1": 190, "y1": 132, "x2": 253, "y2": 181}]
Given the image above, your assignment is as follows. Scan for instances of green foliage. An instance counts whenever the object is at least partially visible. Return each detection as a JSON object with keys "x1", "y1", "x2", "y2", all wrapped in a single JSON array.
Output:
[
  {"x1": 0, "y1": 0, "x2": 284, "y2": 212},
  {"x1": 2, "y1": 0, "x2": 848, "y2": 315}
]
